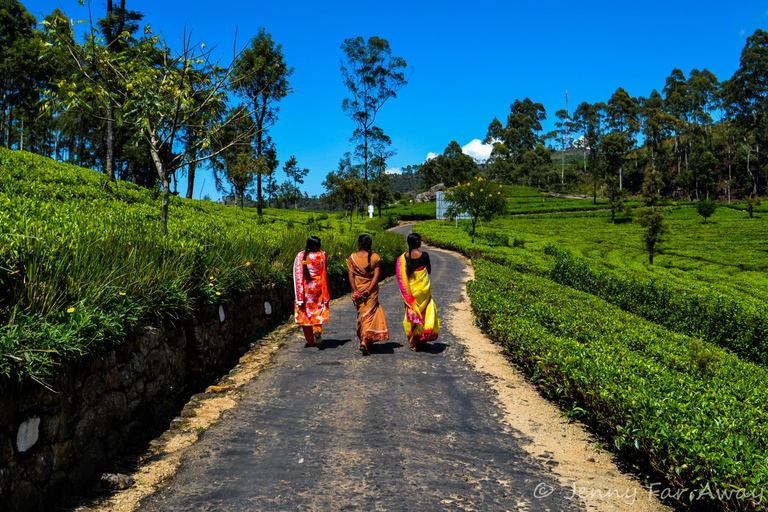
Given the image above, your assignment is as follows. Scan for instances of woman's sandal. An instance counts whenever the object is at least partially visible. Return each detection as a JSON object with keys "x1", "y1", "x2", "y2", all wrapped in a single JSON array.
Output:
[{"x1": 359, "y1": 342, "x2": 370, "y2": 356}]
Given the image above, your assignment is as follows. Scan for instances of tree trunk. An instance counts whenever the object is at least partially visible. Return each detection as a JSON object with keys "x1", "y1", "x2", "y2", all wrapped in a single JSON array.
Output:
[
  {"x1": 160, "y1": 175, "x2": 171, "y2": 235},
  {"x1": 256, "y1": 103, "x2": 267, "y2": 217},
  {"x1": 695, "y1": 173, "x2": 699, "y2": 201},
  {"x1": 186, "y1": 159, "x2": 197, "y2": 199},
  {"x1": 257, "y1": 174, "x2": 263, "y2": 215},
  {"x1": 747, "y1": 145, "x2": 755, "y2": 197},
  {"x1": 148, "y1": 131, "x2": 171, "y2": 236},
  {"x1": 561, "y1": 147, "x2": 565, "y2": 184},
  {"x1": 363, "y1": 129, "x2": 369, "y2": 187},
  {"x1": 106, "y1": 98, "x2": 115, "y2": 181},
  {"x1": 5, "y1": 108, "x2": 11, "y2": 149},
  {"x1": 756, "y1": 143, "x2": 761, "y2": 196},
  {"x1": 592, "y1": 164, "x2": 597, "y2": 205},
  {"x1": 77, "y1": 133, "x2": 85, "y2": 167},
  {"x1": 727, "y1": 142, "x2": 732, "y2": 204}
]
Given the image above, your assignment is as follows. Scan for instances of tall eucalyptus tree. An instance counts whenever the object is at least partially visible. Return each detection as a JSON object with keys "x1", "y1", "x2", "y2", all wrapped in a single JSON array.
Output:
[
  {"x1": 340, "y1": 36, "x2": 408, "y2": 188},
  {"x1": 231, "y1": 29, "x2": 293, "y2": 216}
]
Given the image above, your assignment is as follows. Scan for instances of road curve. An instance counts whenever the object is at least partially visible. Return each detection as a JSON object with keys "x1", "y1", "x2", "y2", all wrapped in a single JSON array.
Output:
[{"x1": 137, "y1": 225, "x2": 583, "y2": 511}]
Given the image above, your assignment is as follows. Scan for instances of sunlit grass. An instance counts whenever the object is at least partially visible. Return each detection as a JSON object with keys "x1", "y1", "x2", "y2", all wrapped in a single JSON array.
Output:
[{"x1": 0, "y1": 148, "x2": 405, "y2": 382}]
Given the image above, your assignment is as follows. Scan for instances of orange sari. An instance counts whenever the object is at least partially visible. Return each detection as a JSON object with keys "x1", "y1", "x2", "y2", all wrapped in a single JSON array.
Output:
[
  {"x1": 347, "y1": 253, "x2": 389, "y2": 345},
  {"x1": 293, "y1": 250, "x2": 329, "y2": 326}
]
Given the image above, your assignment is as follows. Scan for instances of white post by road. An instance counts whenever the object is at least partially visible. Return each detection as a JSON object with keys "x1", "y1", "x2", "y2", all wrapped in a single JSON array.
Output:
[{"x1": 368, "y1": 204, "x2": 374, "y2": 218}]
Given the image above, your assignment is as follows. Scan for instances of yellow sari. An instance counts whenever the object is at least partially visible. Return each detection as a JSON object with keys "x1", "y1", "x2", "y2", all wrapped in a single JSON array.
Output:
[{"x1": 396, "y1": 253, "x2": 439, "y2": 349}]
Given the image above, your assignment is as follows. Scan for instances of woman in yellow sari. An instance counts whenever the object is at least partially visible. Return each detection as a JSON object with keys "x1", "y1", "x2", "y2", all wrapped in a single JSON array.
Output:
[
  {"x1": 293, "y1": 236, "x2": 329, "y2": 349},
  {"x1": 347, "y1": 234, "x2": 389, "y2": 356},
  {"x1": 396, "y1": 233, "x2": 439, "y2": 351}
]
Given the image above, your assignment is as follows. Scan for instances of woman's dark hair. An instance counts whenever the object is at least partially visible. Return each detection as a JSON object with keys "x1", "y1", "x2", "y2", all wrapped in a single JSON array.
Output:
[
  {"x1": 405, "y1": 233, "x2": 421, "y2": 273},
  {"x1": 358, "y1": 234, "x2": 373, "y2": 270},
  {"x1": 303, "y1": 236, "x2": 321, "y2": 280}
]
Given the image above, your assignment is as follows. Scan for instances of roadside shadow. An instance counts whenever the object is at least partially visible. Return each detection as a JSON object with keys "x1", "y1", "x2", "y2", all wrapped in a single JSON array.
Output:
[
  {"x1": 425, "y1": 342, "x2": 449, "y2": 354},
  {"x1": 369, "y1": 342, "x2": 403, "y2": 355},
  {"x1": 321, "y1": 338, "x2": 352, "y2": 349}
]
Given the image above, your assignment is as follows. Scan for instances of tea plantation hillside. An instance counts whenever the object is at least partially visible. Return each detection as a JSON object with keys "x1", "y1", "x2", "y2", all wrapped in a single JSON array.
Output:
[
  {"x1": 415, "y1": 193, "x2": 768, "y2": 510},
  {"x1": 0, "y1": 149, "x2": 403, "y2": 383}
]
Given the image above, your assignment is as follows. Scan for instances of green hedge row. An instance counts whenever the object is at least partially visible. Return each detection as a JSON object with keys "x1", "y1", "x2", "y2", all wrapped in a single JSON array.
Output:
[
  {"x1": 468, "y1": 259, "x2": 768, "y2": 511},
  {"x1": 548, "y1": 247, "x2": 768, "y2": 366},
  {"x1": 413, "y1": 220, "x2": 551, "y2": 275}
]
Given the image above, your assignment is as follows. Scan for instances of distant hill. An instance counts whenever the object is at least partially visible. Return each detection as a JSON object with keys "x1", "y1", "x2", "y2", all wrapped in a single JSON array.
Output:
[
  {"x1": 550, "y1": 146, "x2": 586, "y2": 167},
  {"x1": 388, "y1": 169, "x2": 423, "y2": 194}
]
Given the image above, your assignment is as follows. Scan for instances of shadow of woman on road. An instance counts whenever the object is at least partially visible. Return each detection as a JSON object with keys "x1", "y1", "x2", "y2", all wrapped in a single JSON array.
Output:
[
  {"x1": 318, "y1": 338, "x2": 352, "y2": 349},
  {"x1": 368, "y1": 342, "x2": 403, "y2": 355}
]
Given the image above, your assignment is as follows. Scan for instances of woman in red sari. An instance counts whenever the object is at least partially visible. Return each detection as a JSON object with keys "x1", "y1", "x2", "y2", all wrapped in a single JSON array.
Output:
[
  {"x1": 347, "y1": 234, "x2": 389, "y2": 355},
  {"x1": 293, "y1": 236, "x2": 329, "y2": 348}
]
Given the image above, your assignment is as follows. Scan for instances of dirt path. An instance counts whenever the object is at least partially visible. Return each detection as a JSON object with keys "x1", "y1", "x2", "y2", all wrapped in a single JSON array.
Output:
[{"x1": 64, "y1": 229, "x2": 673, "y2": 512}]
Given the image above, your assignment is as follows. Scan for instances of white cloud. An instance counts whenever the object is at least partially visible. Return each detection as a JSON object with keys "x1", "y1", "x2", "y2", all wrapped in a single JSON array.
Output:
[
  {"x1": 385, "y1": 167, "x2": 401, "y2": 175},
  {"x1": 425, "y1": 152, "x2": 439, "y2": 162},
  {"x1": 573, "y1": 135, "x2": 589, "y2": 149},
  {"x1": 461, "y1": 139, "x2": 493, "y2": 162}
]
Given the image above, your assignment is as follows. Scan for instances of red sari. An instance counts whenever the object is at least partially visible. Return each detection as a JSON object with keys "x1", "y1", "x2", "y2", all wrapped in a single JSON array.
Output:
[{"x1": 293, "y1": 250, "x2": 329, "y2": 326}]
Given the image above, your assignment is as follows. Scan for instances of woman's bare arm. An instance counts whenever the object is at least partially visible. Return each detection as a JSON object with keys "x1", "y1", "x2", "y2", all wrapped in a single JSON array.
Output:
[{"x1": 366, "y1": 266, "x2": 381, "y2": 294}]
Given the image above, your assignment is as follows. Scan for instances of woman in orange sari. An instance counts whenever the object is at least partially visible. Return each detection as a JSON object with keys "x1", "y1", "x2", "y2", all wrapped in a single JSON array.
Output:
[
  {"x1": 293, "y1": 236, "x2": 329, "y2": 349},
  {"x1": 347, "y1": 234, "x2": 389, "y2": 356},
  {"x1": 396, "y1": 233, "x2": 439, "y2": 351}
]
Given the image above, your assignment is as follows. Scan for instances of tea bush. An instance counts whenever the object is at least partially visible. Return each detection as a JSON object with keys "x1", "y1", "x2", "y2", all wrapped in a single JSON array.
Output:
[
  {"x1": 549, "y1": 249, "x2": 768, "y2": 366},
  {"x1": 469, "y1": 260, "x2": 768, "y2": 510}
]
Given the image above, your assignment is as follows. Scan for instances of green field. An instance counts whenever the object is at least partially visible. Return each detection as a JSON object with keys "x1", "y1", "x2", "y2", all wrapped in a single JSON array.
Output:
[
  {"x1": 0, "y1": 149, "x2": 404, "y2": 382},
  {"x1": 412, "y1": 186, "x2": 768, "y2": 509}
]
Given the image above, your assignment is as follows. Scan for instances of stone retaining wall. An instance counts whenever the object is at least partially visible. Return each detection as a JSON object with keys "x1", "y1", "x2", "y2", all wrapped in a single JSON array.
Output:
[{"x1": 0, "y1": 261, "x2": 394, "y2": 512}]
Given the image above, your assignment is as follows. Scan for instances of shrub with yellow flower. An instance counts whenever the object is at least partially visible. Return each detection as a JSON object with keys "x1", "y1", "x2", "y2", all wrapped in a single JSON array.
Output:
[{"x1": 443, "y1": 175, "x2": 507, "y2": 243}]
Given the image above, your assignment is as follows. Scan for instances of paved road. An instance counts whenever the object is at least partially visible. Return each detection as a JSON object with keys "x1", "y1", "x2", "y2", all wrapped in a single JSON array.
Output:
[{"x1": 138, "y1": 226, "x2": 582, "y2": 511}]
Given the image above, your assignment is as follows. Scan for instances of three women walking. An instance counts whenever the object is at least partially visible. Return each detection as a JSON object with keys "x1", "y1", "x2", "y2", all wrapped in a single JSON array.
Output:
[
  {"x1": 347, "y1": 235, "x2": 389, "y2": 355},
  {"x1": 293, "y1": 232, "x2": 439, "y2": 353}
]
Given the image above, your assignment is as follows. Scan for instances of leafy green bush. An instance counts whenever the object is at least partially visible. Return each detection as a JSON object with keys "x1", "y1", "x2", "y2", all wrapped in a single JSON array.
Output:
[
  {"x1": 382, "y1": 201, "x2": 435, "y2": 220},
  {"x1": 697, "y1": 199, "x2": 718, "y2": 223},
  {"x1": 469, "y1": 259, "x2": 768, "y2": 510},
  {"x1": 365, "y1": 214, "x2": 398, "y2": 232},
  {"x1": 548, "y1": 249, "x2": 768, "y2": 366},
  {"x1": 483, "y1": 230, "x2": 509, "y2": 247}
]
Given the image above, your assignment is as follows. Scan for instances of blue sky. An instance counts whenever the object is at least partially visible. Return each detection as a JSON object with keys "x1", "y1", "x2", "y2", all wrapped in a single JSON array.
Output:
[{"x1": 21, "y1": 0, "x2": 768, "y2": 200}]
